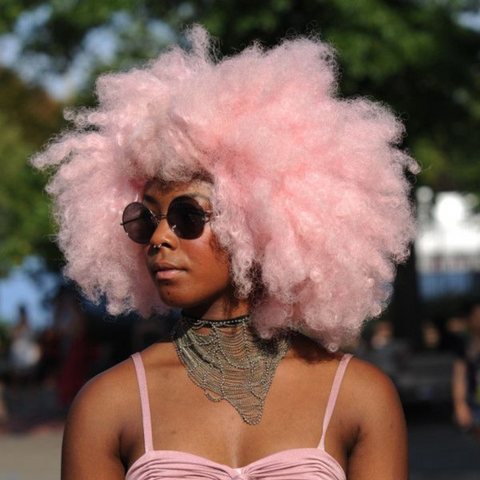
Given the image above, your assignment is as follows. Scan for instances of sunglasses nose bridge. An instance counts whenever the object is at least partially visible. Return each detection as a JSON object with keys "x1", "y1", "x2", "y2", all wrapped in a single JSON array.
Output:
[
  {"x1": 149, "y1": 211, "x2": 177, "y2": 246},
  {"x1": 152, "y1": 212, "x2": 167, "y2": 226}
]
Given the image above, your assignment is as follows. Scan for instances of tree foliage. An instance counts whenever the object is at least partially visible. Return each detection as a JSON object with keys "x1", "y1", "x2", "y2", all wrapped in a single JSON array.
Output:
[{"x1": 0, "y1": 68, "x2": 64, "y2": 275}]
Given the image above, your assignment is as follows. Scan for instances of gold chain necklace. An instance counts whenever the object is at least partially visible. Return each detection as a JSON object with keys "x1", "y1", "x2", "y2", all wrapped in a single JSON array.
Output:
[{"x1": 171, "y1": 312, "x2": 291, "y2": 425}]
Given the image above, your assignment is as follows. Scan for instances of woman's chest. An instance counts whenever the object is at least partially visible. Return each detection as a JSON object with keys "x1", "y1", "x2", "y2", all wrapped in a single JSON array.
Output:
[{"x1": 120, "y1": 359, "x2": 356, "y2": 473}]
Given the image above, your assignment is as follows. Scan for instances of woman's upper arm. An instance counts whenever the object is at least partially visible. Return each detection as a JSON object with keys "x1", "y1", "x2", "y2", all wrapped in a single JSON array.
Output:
[
  {"x1": 62, "y1": 372, "x2": 127, "y2": 480},
  {"x1": 346, "y1": 359, "x2": 408, "y2": 480}
]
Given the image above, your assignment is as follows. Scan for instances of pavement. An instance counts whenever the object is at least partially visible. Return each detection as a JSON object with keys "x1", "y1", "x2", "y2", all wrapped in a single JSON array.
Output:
[
  {"x1": 409, "y1": 419, "x2": 480, "y2": 480},
  {"x1": 0, "y1": 428, "x2": 63, "y2": 480},
  {"x1": 0, "y1": 394, "x2": 479, "y2": 480}
]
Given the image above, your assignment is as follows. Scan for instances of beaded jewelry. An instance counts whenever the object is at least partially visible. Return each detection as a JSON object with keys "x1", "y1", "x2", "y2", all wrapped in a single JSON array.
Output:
[{"x1": 171, "y1": 312, "x2": 291, "y2": 425}]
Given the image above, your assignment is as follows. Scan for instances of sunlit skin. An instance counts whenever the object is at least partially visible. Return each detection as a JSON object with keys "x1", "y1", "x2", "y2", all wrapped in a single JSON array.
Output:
[{"x1": 142, "y1": 178, "x2": 250, "y2": 320}]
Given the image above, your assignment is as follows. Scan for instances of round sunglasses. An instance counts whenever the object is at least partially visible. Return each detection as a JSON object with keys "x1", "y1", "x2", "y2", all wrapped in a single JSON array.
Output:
[{"x1": 121, "y1": 196, "x2": 213, "y2": 244}]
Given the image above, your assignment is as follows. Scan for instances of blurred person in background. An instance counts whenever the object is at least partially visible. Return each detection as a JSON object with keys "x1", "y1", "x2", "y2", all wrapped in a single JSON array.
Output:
[
  {"x1": 33, "y1": 26, "x2": 418, "y2": 479},
  {"x1": 443, "y1": 314, "x2": 469, "y2": 352},
  {"x1": 356, "y1": 320, "x2": 409, "y2": 382},
  {"x1": 422, "y1": 321, "x2": 442, "y2": 351},
  {"x1": 446, "y1": 315, "x2": 469, "y2": 338},
  {"x1": 54, "y1": 290, "x2": 98, "y2": 407},
  {"x1": 36, "y1": 323, "x2": 61, "y2": 388},
  {"x1": 9, "y1": 305, "x2": 40, "y2": 385},
  {"x1": 452, "y1": 301, "x2": 480, "y2": 447}
]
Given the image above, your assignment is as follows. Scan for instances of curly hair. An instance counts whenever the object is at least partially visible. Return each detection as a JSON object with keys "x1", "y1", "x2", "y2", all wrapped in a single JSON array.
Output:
[{"x1": 33, "y1": 25, "x2": 418, "y2": 351}]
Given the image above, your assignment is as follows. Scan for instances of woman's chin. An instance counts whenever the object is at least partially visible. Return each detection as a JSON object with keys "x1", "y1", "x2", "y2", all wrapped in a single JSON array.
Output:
[
  {"x1": 156, "y1": 290, "x2": 200, "y2": 310},
  {"x1": 156, "y1": 293, "x2": 224, "y2": 316}
]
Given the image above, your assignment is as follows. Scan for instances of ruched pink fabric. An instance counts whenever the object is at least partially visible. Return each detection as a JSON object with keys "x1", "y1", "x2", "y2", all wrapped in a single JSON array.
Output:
[{"x1": 126, "y1": 353, "x2": 352, "y2": 480}]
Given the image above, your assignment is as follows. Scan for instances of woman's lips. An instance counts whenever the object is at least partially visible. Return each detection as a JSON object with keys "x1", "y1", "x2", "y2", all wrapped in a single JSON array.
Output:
[{"x1": 155, "y1": 269, "x2": 183, "y2": 280}]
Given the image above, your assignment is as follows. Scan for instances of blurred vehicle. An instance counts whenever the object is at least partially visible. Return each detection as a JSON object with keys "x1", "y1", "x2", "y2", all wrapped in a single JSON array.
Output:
[{"x1": 395, "y1": 352, "x2": 455, "y2": 405}]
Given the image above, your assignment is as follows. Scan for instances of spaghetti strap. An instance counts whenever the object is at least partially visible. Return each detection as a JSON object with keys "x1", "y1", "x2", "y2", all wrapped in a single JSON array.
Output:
[
  {"x1": 131, "y1": 353, "x2": 154, "y2": 452},
  {"x1": 318, "y1": 354, "x2": 353, "y2": 450}
]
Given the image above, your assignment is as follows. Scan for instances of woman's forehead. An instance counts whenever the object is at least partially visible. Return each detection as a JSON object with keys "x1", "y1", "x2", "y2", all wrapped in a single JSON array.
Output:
[{"x1": 143, "y1": 177, "x2": 214, "y2": 199}]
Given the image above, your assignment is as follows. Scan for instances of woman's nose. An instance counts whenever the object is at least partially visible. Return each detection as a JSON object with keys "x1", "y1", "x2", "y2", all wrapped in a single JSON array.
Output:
[{"x1": 149, "y1": 216, "x2": 178, "y2": 250}]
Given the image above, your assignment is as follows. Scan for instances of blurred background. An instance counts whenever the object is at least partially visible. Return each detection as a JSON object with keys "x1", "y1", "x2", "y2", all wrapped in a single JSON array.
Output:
[{"x1": 1, "y1": 1, "x2": 480, "y2": 478}]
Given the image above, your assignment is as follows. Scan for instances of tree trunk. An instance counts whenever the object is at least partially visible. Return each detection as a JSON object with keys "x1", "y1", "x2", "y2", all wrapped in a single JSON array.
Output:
[{"x1": 391, "y1": 244, "x2": 424, "y2": 351}]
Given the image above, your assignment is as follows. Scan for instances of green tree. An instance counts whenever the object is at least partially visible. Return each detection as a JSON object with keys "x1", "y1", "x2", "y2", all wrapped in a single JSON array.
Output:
[{"x1": 0, "y1": 68, "x2": 64, "y2": 276}]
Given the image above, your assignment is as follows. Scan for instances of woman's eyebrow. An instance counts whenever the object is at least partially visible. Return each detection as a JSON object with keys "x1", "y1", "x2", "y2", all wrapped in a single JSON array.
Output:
[{"x1": 142, "y1": 193, "x2": 157, "y2": 206}]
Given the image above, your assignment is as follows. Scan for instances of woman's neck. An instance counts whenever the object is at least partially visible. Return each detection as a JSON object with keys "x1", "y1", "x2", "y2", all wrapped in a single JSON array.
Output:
[{"x1": 182, "y1": 298, "x2": 250, "y2": 321}]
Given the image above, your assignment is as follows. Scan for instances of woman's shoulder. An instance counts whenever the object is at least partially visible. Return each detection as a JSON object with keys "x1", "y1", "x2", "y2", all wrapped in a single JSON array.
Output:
[
  {"x1": 291, "y1": 344, "x2": 399, "y2": 407},
  {"x1": 73, "y1": 341, "x2": 177, "y2": 413},
  {"x1": 62, "y1": 343, "x2": 179, "y2": 474},
  {"x1": 340, "y1": 356, "x2": 404, "y2": 428},
  {"x1": 61, "y1": 354, "x2": 142, "y2": 475},
  {"x1": 67, "y1": 355, "x2": 139, "y2": 432},
  {"x1": 335, "y1": 356, "x2": 408, "y2": 477},
  {"x1": 343, "y1": 356, "x2": 400, "y2": 402}
]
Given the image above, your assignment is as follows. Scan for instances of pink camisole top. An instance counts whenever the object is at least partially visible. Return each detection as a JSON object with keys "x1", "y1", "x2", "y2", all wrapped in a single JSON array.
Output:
[{"x1": 126, "y1": 352, "x2": 353, "y2": 480}]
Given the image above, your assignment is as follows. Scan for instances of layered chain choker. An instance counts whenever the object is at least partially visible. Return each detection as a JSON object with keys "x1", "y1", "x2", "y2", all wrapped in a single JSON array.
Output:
[{"x1": 171, "y1": 312, "x2": 291, "y2": 425}]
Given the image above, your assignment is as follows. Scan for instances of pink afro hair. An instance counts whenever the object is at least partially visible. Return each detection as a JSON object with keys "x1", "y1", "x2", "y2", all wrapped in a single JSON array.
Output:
[{"x1": 33, "y1": 25, "x2": 418, "y2": 351}]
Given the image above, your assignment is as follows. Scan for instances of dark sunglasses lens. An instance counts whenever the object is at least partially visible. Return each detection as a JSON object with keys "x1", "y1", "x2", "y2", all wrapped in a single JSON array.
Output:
[
  {"x1": 167, "y1": 199, "x2": 206, "y2": 239},
  {"x1": 122, "y1": 203, "x2": 156, "y2": 244}
]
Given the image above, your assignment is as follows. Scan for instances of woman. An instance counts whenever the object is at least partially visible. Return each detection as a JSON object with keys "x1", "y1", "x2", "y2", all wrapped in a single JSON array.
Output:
[{"x1": 34, "y1": 26, "x2": 417, "y2": 479}]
